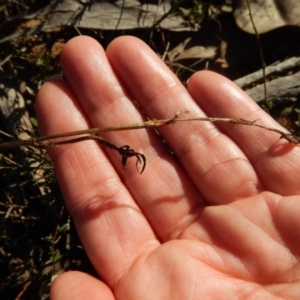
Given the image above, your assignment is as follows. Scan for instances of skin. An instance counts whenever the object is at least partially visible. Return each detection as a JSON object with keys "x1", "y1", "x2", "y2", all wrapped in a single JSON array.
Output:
[{"x1": 35, "y1": 36, "x2": 300, "y2": 299}]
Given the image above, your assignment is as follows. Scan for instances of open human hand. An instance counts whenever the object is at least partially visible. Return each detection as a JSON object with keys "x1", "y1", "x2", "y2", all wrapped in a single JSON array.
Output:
[{"x1": 36, "y1": 36, "x2": 300, "y2": 299}]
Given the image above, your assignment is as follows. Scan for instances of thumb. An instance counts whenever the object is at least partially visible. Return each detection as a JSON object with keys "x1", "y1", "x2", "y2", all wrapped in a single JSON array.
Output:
[{"x1": 50, "y1": 271, "x2": 115, "y2": 300}]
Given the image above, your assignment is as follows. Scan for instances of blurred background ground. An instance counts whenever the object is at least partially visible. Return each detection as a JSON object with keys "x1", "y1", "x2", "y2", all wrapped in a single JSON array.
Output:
[{"x1": 0, "y1": 0, "x2": 300, "y2": 299}]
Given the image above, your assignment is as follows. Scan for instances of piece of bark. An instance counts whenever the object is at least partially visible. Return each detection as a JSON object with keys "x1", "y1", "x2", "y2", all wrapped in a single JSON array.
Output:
[
  {"x1": 0, "y1": 0, "x2": 191, "y2": 43},
  {"x1": 234, "y1": 57, "x2": 300, "y2": 103}
]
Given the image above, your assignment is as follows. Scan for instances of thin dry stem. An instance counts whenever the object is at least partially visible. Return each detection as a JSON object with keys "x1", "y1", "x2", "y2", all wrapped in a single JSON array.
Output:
[
  {"x1": 0, "y1": 115, "x2": 298, "y2": 173},
  {"x1": 0, "y1": 115, "x2": 298, "y2": 149},
  {"x1": 245, "y1": 0, "x2": 269, "y2": 109}
]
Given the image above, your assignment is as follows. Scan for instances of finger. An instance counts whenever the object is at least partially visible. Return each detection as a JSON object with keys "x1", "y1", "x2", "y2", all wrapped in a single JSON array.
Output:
[
  {"x1": 188, "y1": 71, "x2": 300, "y2": 195},
  {"x1": 106, "y1": 36, "x2": 261, "y2": 204},
  {"x1": 36, "y1": 78, "x2": 158, "y2": 286},
  {"x1": 50, "y1": 271, "x2": 115, "y2": 300},
  {"x1": 58, "y1": 36, "x2": 203, "y2": 239}
]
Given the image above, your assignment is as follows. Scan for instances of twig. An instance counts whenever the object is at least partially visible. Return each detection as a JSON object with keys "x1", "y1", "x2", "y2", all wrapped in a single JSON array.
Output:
[
  {"x1": 0, "y1": 153, "x2": 23, "y2": 167},
  {"x1": 245, "y1": 0, "x2": 269, "y2": 110},
  {"x1": 0, "y1": 54, "x2": 12, "y2": 67},
  {"x1": 0, "y1": 114, "x2": 299, "y2": 173}
]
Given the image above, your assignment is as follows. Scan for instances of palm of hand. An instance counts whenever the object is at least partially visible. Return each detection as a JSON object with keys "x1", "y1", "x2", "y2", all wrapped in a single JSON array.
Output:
[
  {"x1": 36, "y1": 36, "x2": 300, "y2": 299},
  {"x1": 122, "y1": 193, "x2": 300, "y2": 299}
]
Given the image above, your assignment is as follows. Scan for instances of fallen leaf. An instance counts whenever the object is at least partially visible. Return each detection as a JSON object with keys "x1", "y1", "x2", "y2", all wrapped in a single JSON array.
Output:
[
  {"x1": 167, "y1": 38, "x2": 191, "y2": 62},
  {"x1": 234, "y1": 0, "x2": 300, "y2": 34},
  {"x1": 167, "y1": 38, "x2": 216, "y2": 62},
  {"x1": 173, "y1": 46, "x2": 216, "y2": 61}
]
